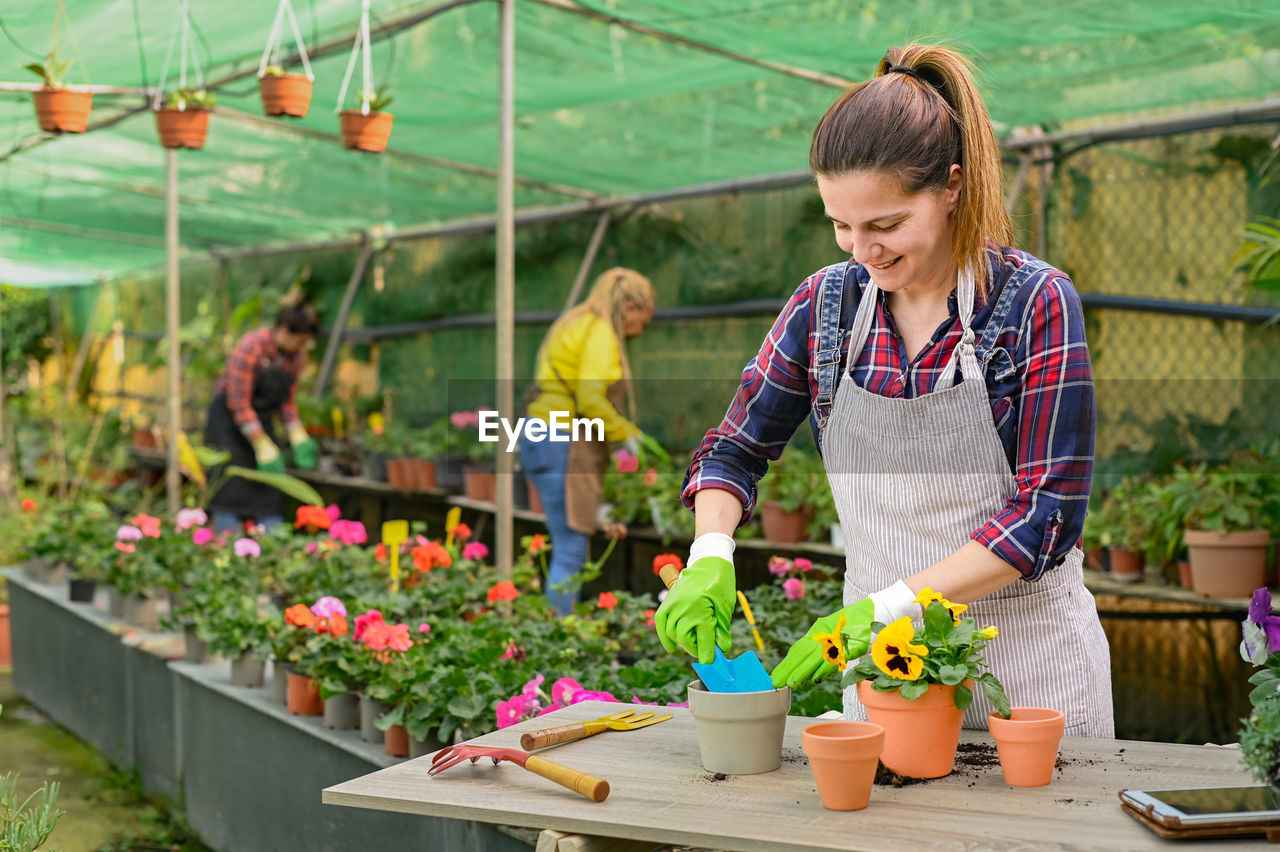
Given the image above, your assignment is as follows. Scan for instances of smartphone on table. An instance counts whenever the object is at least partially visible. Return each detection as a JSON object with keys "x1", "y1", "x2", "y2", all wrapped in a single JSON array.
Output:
[{"x1": 1120, "y1": 785, "x2": 1280, "y2": 830}]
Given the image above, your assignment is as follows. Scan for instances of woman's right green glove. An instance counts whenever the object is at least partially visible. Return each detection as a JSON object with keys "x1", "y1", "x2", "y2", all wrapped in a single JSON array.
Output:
[
  {"x1": 770, "y1": 598, "x2": 876, "y2": 689},
  {"x1": 653, "y1": 533, "x2": 736, "y2": 665}
]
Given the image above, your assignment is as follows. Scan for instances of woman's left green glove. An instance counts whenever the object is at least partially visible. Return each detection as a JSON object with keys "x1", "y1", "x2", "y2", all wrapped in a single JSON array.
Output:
[
  {"x1": 287, "y1": 424, "x2": 320, "y2": 470},
  {"x1": 770, "y1": 597, "x2": 875, "y2": 689}
]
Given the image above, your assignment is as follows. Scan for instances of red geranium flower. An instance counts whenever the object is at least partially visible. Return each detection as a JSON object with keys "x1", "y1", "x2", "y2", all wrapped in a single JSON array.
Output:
[
  {"x1": 528, "y1": 534, "x2": 549, "y2": 555},
  {"x1": 294, "y1": 505, "x2": 332, "y2": 531},
  {"x1": 453, "y1": 523, "x2": 472, "y2": 542},
  {"x1": 487, "y1": 580, "x2": 519, "y2": 603},
  {"x1": 653, "y1": 553, "x2": 684, "y2": 576},
  {"x1": 597, "y1": 591, "x2": 619, "y2": 611},
  {"x1": 20, "y1": 498, "x2": 37, "y2": 512}
]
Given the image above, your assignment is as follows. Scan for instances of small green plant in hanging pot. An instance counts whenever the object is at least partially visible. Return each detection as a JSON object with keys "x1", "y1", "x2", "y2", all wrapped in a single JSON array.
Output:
[
  {"x1": 340, "y1": 86, "x2": 394, "y2": 153},
  {"x1": 155, "y1": 87, "x2": 215, "y2": 149},
  {"x1": 26, "y1": 53, "x2": 92, "y2": 133},
  {"x1": 257, "y1": 0, "x2": 315, "y2": 117}
]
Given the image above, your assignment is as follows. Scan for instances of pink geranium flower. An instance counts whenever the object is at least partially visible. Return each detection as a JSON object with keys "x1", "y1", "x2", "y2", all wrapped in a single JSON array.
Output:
[
  {"x1": 311, "y1": 596, "x2": 346, "y2": 618},
  {"x1": 175, "y1": 508, "x2": 207, "y2": 531},
  {"x1": 117, "y1": 525, "x2": 144, "y2": 541},
  {"x1": 462, "y1": 541, "x2": 489, "y2": 561},
  {"x1": 192, "y1": 528, "x2": 214, "y2": 546},
  {"x1": 551, "y1": 677, "x2": 584, "y2": 706},
  {"x1": 522, "y1": 674, "x2": 545, "y2": 699},
  {"x1": 325, "y1": 504, "x2": 342, "y2": 522},
  {"x1": 354, "y1": 609, "x2": 384, "y2": 639},
  {"x1": 612, "y1": 449, "x2": 639, "y2": 473},
  {"x1": 768, "y1": 555, "x2": 792, "y2": 577},
  {"x1": 495, "y1": 694, "x2": 538, "y2": 729},
  {"x1": 793, "y1": 557, "x2": 813, "y2": 572},
  {"x1": 234, "y1": 538, "x2": 260, "y2": 559},
  {"x1": 329, "y1": 520, "x2": 367, "y2": 546},
  {"x1": 783, "y1": 577, "x2": 806, "y2": 601},
  {"x1": 418, "y1": 622, "x2": 431, "y2": 634}
]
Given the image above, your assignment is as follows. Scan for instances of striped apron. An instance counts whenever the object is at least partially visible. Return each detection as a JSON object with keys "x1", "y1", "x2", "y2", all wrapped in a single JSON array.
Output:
[{"x1": 820, "y1": 261, "x2": 1114, "y2": 737}]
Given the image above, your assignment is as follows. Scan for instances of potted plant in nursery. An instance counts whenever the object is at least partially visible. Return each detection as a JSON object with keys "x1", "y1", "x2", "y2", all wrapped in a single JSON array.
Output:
[
  {"x1": 283, "y1": 598, "x2": 348, "y2": 716},
  {"x1": 1182, "y1": 455, "x2": 1277, "y2": 598},
  {"x1": 1237, "y1": 588, "x2": 1280, "y2": 785},
  {"x1": 259, "y1": 64, "x2": 312, "y2": 117},
  {"x1": 204, "y1": 590, "x2": 275, "y2": 687},
  {"x1": 1088, "y1": 479, "x2": 1149, "y2": 583},
  {"x1": 340, "y1": 86, "x2": 394, "y2": 153},
  {"x1": 756, "y1": 445, "x2": 824, "y2": 543},
  {"x1": 109, "y1": 516, "x2": 169, "y2": 631},
  {"x1": 155, "y1": 87, "x2": 215, "y2": 149},
  {"x1": 26, "y1": 54, "x2": 92, "y2": 133},
  {"x1": 841, "y1": 588, "x2": 1009, "y2": 779}
]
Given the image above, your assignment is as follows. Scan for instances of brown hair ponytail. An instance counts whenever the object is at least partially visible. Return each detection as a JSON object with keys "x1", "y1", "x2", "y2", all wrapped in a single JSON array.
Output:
[{"x1": 810, "y1": 44, "x2": 1012, "y2": 296}]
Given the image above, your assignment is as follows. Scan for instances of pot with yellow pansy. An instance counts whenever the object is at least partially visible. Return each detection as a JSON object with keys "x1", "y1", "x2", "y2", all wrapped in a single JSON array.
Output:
[{"x1": 834, "y1": 588, "x2": 1009, "y2": 779}]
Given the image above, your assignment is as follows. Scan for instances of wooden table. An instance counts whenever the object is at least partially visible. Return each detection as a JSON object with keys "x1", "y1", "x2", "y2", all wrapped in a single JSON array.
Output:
[{"x1": 323, "y1": 700, "x2": 1262, "y2": 851}]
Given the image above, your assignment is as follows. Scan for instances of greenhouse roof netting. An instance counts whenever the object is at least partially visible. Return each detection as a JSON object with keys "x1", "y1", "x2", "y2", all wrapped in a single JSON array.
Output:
[{"x1": 3, "y1": 0, "x2": 1280, "y2": 287}]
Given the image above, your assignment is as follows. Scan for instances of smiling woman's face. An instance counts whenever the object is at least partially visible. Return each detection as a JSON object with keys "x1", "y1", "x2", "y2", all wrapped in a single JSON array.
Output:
[{"x1": 817, "y1": 167, "x2": 962, "y2": 297}]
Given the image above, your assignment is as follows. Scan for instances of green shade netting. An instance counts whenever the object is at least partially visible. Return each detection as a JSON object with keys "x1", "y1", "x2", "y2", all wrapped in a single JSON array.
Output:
[{"x1": 2, "y1": 0, "x2": 1280, "y2": 287}]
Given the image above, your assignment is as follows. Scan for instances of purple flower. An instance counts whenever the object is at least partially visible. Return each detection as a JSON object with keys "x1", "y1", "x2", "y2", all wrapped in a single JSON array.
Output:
[
  {"x1": 1242, "y1": 587, "x2": 1280, "y2": 664},
  {"x1": 233, "y1": 538, "x2": 260, "y2": 558}
]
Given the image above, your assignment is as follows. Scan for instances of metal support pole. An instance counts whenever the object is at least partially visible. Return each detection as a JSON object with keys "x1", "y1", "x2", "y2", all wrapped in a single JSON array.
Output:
[
  {"x1": 495, "y1": 0, "x2": 515, "y2": 579},
  {"x1": 314, "y1": 236, "x2": 374, "y2": 398},
  {"x1": 0, "y1": 293, "x2": 11, "y2": 505},
  {"x1": 165, "y1": 148, "x2": 182, "y2": 517},
  {"x1": 562, "y1": 211, "x2": 612, "y2": 312}
]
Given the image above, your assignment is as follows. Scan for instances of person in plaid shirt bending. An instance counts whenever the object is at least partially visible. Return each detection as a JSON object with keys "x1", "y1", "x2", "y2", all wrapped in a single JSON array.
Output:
[
  {"x1": 204, "y1": 301, "x2": 321, "y2": 534},
  {"x1": 655, "y1": 44, "x2": 1113, "y2": 736}
]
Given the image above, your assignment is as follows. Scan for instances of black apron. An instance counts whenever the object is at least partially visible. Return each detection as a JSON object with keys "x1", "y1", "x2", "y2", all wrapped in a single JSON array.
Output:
[{"x1": 204, "y1": 359, "x2": 295, "y2": 520}]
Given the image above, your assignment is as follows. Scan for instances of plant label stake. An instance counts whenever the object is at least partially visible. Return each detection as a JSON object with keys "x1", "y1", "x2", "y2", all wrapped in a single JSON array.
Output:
[
  {"x1": 658, "y1": 565, "x2": 774, "y2": 693},
  {"x1": 737, "y1": 590, "x2": 766, "y2": 653},
  {"x1": 331, "y1": 406, "x2": 344, "y2": 440},
  {"x1": 383, "y1": 519, "x2": 408, "y2": 593}
]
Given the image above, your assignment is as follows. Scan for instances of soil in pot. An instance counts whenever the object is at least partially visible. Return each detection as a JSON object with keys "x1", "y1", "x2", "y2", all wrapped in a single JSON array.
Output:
[{"x1": 687, "y1": 679, "x2": 791, "y2": 775}]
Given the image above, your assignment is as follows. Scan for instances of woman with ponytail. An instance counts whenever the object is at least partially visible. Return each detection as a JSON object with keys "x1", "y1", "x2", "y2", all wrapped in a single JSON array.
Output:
[
  {"x1": 656, "y1": 45, "x2": 1112, "y2": 735},
  {"x1": 522, "y1": 267, "x2": 662, "y2": 615}
]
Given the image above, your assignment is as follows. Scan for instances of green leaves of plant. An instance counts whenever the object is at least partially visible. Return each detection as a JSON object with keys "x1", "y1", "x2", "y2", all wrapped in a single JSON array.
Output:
[{"x1": 225, "y1": 466, "x2": 323, "y2": 507}]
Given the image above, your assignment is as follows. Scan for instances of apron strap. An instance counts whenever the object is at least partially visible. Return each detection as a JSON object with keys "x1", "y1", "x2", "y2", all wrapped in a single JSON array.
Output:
[
  {"x1": 812, "y1": 261, "x2": 850, "y2": 432},
  {"x1": 936, "y1": 265, "x2": 978, "y2": 390}
]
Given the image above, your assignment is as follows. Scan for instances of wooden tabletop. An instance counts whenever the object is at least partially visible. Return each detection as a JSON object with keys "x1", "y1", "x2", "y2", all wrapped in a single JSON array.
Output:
[{"x1": 322, "y1": 700, "x2": 1260, "y2": 851}]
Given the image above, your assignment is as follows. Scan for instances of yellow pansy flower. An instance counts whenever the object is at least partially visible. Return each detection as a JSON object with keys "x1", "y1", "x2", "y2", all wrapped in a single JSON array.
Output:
[
  {"x1": 811, "y1": 613, "x2": 848, "y2": 671},
  {"x1": 913, "y1": 586, "x2": 968, "y2": 623},
  {"x1": 977, "y1": 625, "x2": 998, "y2": 640},
  {"x1": 871, "y1": 617, "x2": 929, "y2": 681}
]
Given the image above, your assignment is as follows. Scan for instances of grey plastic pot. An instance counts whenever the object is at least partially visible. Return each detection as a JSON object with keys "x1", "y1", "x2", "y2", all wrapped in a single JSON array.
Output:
[
  {"x1": 230, "y1": 652, "x2": 266, "y2": 688},
  {"x1": 271, "y1": 660, "x2": 290, "y2": 705},
  {"x1": 183, "y1": 627, "x2": 210, "y2": 663},
  {"x1": 359, "y1": 694, "x2": 391, "y2": 743},
  {"x1": 323, "y1": 693, "x2": 360, "y2": 730},
  {"x1": 687, "y1": 679, "x2": 791, "y2": 775}
]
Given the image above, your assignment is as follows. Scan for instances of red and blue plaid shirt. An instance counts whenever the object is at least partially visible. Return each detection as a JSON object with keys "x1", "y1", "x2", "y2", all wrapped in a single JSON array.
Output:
[
  {"x1": 214, "y1": 327, "x2": 305, "y2": 439},
  {"x1": 683, "y1": 244, "x2": 1095, "y2": 581}
]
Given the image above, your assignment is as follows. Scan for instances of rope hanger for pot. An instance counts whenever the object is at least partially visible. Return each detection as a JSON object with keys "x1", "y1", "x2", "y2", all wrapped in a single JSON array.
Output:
[
  {"x1": 153, "y1": 0, "x2": 207, "y2": 111},
  {"x1": 258, "y1": 0, "x2": 315, "y2": 81},
  {"x1": 335, "y1": 0, "x2": 380, "y2": 115},
  {"x1": 43, "y1": 0, "x2": 89, "y2": 87}
]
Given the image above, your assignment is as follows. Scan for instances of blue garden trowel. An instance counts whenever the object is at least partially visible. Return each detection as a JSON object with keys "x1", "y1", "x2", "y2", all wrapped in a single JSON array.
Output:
[{"x1": 658, "y1": 565, "x2": 775, "y2": 693}]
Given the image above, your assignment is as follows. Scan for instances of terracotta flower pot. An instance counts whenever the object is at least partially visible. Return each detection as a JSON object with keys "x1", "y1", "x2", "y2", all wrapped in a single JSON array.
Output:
[
  {"x1": 386, "y1": 457, "x2": 408, "y2": 488},
  {"x1": 412, "y1": 458, "x2": 438, "y2": 490},
  {"x1": 759, "y1": 500, "x2": 812, "y2": 543},
  {"x1": 463, "y1": 467, "x2": 496, "y2": 502},
  {"x1": 801, "y1": 721, "x2": 884, "y2": 811},
  {"x1": 384, "y1": 723, "x2": 410, "y2": 757},
  {"x1": 339, "y1": 110, "x2": 393, "y2": 153},
  {"x1": 1185, "y1": 528, "x2": 1271, "y2": 597},
  {"x1": 1177, "y1": 560, "x2": 1193, "y2": 590},
  {"x1": 154, "y1": 107, "x2": 210, "y2": 149},
  {"x1": 858, "y1": 680, "x2": 966, "y2": 779},
  {"x1": 258, "y1": 73, "x2": 312, "y2": 117},
  {"x1": 33, "y1": 87, "x2": 93, "y2": 133},
  {"x1": 286, "y1": 671, "x2": 323, "y2": 716},
  {"x1": 1108, "y1": 547, "x2": 1144, "y2": 583},
  {"x1": 988, "y1": 707, "x2": 1065, "y2": 787},
  {"x1": 687, "y1": 679, "x2": 791, "y2": 775},
  {"x1": 0, "y1": 604, "x2": 10, "y2": 667}
]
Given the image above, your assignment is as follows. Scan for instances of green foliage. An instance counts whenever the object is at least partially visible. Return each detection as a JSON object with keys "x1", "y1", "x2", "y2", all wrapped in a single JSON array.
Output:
[
  {"x1": 1239, "y1": 698, "x2": 1280, "y2": 786},
  {"x1": 0, "y1": 704, "x2": 64, "y2": 852},
  {"x1": 1179, "y1": 452, "x2": 1279, "y2": 533},
  {"x1": 0, "y1": 287, "x2": 52, "y2": 390},
  {"x1": 756, "y1": 444, "x2": 826, "y2": 513},
  {"x1": 23, "y1": 55, "x2": 71, "y2": 88},
  {"x1": 165, "y1": 87, "x2": 216, "y2": 110},
  {"x1": 225, "y1": 466, "x2": 324, "y2": 507},
  {"x1": 358, "y1": 85, "x2": 392, "y2": 113}
]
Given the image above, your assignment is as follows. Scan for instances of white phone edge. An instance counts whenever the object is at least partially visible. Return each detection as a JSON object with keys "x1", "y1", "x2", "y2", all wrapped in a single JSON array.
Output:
[{"x1": 1121, "y1": 787, "x2": 1280, "y2": 827}]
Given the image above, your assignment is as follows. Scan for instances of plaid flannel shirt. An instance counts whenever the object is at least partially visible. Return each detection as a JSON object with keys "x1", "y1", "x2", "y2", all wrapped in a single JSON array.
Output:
[
  {"x1": 682, "y1": 244, "x2": 1095, "y2": 581},
  {"x1": 214, "y1": 327, "x2": 305, "y2": 439}
]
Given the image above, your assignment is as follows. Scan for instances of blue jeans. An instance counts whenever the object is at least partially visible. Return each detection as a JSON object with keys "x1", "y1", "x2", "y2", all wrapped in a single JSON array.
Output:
[
  {"x1": 213, "y1": 511, "x2": 283, "y2": 535},
  {"x1": 519, "y1": 432, "x2": 588, "y2": 616}
]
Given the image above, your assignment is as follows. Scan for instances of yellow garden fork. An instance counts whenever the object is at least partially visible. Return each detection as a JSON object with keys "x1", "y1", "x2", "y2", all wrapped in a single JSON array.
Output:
[{"x1": 520, "y1": 709, "x2": 672, "y2": 751}]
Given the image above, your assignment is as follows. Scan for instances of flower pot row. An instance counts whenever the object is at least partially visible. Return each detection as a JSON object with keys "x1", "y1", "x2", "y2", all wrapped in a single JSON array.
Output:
[{"x1": 277, "y1": 665, "x2": 437, "y2": 758}]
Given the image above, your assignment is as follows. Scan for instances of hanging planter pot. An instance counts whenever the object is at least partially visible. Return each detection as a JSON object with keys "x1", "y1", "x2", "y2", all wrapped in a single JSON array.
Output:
[
  {"x1": 259, "y1": 72, "x2": 313, "y2": 117},
  {"x1": 33, "y1": 87, "x2": 93, "y2": 133},
  {"x1": 155, "y1": 107, "x2": 210, "y2": 149},
  {"x1": 257, "y1": 1, "x2": 316, "y2": 118},
  {"x1": 152, "y1": 2, "x2": 214, "y2": 149},
  {"x1": 339, "y1": 109, "x2": 394, "y2": 153}
]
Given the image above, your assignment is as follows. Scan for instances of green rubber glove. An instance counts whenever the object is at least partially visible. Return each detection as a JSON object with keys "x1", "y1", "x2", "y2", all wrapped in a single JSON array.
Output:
[
  {"x1": 252, "y1": 435, "x2": 286, "y2": 474},
  {"x1": 292, "y1": 437, "x2": 320, "y2": 470},
  {"x1": 770, "y1": 597, "x2": 875, "y2": 689},
  {"x1": 653, "y1": 554, "x2": 735, "y2": 665}
]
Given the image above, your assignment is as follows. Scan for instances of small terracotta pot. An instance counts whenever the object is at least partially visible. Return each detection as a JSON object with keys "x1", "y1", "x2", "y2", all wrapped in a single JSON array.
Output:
[
  {"x1": 759, "y1": 500, "x2": 812, "y2": 543},
  {"x1": 339, "y1": 110, "x2": 393, "y2": 153},
  {"x1": 1177, "y1": 560, "x2": 1193, "y2": 590},
  {"x1": 34, "y1": 87, "x2": 93, "y2": 133},
  {"x1": 1084, "y1": 547, "x2": 1104, "y2": 571},
  {"x1": 384, "y1": 723, "x2": 410, "y2": 757},
  {"x1": 801, "y1": 721, "x2": 884, "y2": 811},
  {"x1": 1108, "y1": 547, "x2": 1144, "y2": 583},
  {"x1": 413, "y1": 458, "x2": 438, "y2": 490},
  {"x1": 463, "y1": 467, "x2": 496, "y2": 502},
  {"x1": 154, "y1": 107, "x2": 210, "y2": 149},
  {"x1": 988, "y1": 707, "x2": 1066, "y2": 787},
  {"x1": 1185, "y1": 528, "x2": 1271, "y2": 597},
  {"x1": 858, "y1": 680, "x2": 966, "y2": 779},
  {"x1": 0, "y1": 604, "x2": 10, "y2": 667},
  {"x1": 258, "y1": 73, "x2": 312, "y2": 117},
  {"x1": 386, "y1": 457, "x2": 408, "y2": 488},
  {"x1": 286, "y1": 671, "x2": 323, "y2": 716}
]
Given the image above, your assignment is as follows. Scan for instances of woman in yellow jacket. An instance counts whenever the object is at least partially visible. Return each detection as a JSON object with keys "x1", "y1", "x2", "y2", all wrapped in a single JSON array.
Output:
[{"x1": 522, "y1": 268, "x2": 657, "y2": 614}]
